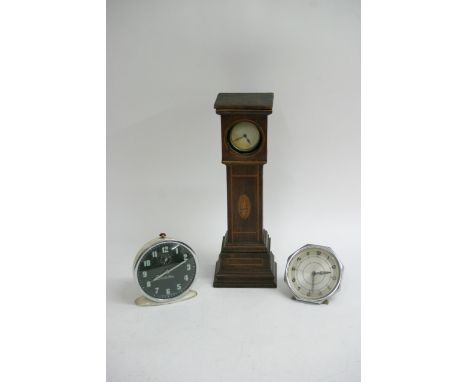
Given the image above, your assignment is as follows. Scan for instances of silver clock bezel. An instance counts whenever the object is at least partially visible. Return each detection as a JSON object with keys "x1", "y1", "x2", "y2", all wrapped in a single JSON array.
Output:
[
  {"x1": 133, "y1": 236, "x2": 198, "y2": 303},
  {"x1": 284, "y1": 244, "x2": 344, "y2": 304}
]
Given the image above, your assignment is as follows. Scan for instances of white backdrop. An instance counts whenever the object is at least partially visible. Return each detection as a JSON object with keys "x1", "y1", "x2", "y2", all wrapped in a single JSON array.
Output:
[{"x1": 107, "y1": 1, "x2": 360, "y2": 381}]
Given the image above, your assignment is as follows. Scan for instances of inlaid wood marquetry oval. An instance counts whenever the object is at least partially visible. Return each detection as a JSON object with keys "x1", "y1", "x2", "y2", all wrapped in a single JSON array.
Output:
[{"x1": 238, "y1": 194, "x2": 251, "y2": 220}]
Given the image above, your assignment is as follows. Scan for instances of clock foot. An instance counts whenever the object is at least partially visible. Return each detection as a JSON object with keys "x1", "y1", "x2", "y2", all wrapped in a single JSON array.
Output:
[{"x1": 134, "y1": 290, "x2": 197, "y2": 306}]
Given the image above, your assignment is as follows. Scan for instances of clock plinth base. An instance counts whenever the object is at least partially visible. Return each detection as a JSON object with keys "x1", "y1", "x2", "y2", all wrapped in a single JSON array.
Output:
[{"x1": 213, "y1": 230, "x2": 277, "y2": 288}]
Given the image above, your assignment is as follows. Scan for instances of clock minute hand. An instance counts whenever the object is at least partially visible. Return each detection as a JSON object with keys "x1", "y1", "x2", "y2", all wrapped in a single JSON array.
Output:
[
  {"x1": 315, "y1": 271, "x2": 331, "y2": 275},
  {"x1": 152, "y1": 260, "x2": 187, "y2": 281}
]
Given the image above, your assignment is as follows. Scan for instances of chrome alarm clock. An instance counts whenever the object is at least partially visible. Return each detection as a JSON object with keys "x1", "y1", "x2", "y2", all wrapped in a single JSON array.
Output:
[
  {"x1": 284, "y1": 244, "x2": 343, "y2": 304},
  {"x1": 133, "y1": 233, "x2": 198, "y2": 306}
]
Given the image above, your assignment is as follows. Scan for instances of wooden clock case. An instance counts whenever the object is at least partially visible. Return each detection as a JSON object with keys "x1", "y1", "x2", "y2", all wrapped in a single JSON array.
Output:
[{"x1": 213, "y1": 93, "x2": 277, "y2": 288}]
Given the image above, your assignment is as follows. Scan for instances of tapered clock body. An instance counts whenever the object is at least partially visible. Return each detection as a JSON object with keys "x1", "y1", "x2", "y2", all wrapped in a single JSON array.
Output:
[{"x1": 213, "y1": 93, "x2": 277, "y2": 288}]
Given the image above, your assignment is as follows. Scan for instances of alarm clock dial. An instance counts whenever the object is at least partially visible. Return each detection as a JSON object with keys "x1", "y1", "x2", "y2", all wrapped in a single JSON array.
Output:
[
  {"x1": 229, "y1": 121, "x2": 261, "y2": 152},
  {"x1": 285, "y1": 245, "x2": 342, "y2": 302},
  {"x1": 134, "y1": 240, "x2": 197, "y2": 301}
]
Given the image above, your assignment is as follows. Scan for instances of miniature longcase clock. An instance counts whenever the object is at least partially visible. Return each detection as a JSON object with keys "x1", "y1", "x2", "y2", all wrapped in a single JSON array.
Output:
[{"x1": 213, "y1": 93, "x2": 277, "y2": 288}]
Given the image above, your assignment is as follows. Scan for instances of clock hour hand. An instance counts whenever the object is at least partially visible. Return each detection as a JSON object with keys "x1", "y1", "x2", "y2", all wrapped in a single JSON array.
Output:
[
  {"x1": 311, "y1": 271, "x2": 316, "y2": 291},
  {"x1": 315, "y1": 271, "x2": 331, "y2": 275},
  {"x1": 233, "y1": 134, "x2": 251, "y2": 144},
  {"x1": 152, "y1": 260, "x2": 187, "y2": 281}
]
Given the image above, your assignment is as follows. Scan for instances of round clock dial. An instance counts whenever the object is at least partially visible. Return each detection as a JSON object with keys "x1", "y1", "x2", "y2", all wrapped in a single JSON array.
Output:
[
  {"x1": 134, "y1": 239, "x2": 197, "y2": 302},
  {"x1": 285, "y1": 245, "x2": 343, "y2": 303},
  {"x1": 229, "y1": 121, "x2": 261, "y2": 152}
]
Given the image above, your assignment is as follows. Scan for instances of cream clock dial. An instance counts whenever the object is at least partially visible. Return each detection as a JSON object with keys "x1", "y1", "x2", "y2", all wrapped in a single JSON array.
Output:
[
  {"x1": 284, "y1": 244, "x2": 343, "y2": 304},
  {"x1": 228, "y1": 121, "x2": 261, "y2": 152}
]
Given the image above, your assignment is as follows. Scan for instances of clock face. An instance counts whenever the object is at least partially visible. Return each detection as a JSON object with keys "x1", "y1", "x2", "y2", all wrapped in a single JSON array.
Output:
[
  {"x1": 229, "y1": 121, "x2": 261, "y2": 153},
  {"x1": 285, "y1": 245, "x2": 342, "y2": 302},
  {"x1": 134, "y1": 240, "x2": 197, "y2": 301}
]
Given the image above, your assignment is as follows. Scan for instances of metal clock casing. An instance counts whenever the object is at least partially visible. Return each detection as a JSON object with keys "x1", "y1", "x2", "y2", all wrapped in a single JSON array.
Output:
[
  {"x1": 133, "y1": 235, "x2": 198, "y2": 303},
  {"x1": 284, "y1": 244, "x2": 343, "y2": 304}
]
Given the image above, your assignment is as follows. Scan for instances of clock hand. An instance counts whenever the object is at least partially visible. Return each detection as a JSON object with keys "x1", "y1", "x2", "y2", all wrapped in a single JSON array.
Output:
[
  {"x1": 232, "y1": 135, "x2": 245, "y2": 142},
  {"x1": 315, "y1": 271, "x2": 331, "y2": 275},
  {"x1": 244, "y1": 135, "x2": 251, "y2": 144},
  {"x1": 152, "y1": 260, "x2": 187, "y2": 281},
  {"x1": 311, "y1": 271, "x2": 316, "y2": 292}
]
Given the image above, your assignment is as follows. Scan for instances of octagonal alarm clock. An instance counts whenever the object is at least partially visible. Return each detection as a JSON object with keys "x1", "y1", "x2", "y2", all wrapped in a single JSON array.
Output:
[
  {"x1": 284, "y1": 244, "x2": 343, "y2": 304},
  {"x1": 133, "y1": 233, "x2": 198, "y2": 306}
]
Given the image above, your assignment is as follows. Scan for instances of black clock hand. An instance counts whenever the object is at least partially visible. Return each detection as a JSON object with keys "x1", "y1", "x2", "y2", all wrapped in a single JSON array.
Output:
[
  {"x1": 311, "y1": 271, "x2": 316, "y2": 292},
  {"x1": 244, "y1": 135, "x2": 251, "y2": 144},
  {"x1": 315, "y1": 271, "x2": 331, "y2": 275}
]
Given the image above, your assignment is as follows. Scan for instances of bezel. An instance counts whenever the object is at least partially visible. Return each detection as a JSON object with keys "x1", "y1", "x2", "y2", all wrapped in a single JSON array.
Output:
[
  {"x1": 284, "y1": 244, "x2": 344, "y2": 304},
  {"x1": 133, "y1": 236, "x2": 198, "y2": 303},
  {"x1": 226, "y1": 119, "x2": 264, "y2": 155}
]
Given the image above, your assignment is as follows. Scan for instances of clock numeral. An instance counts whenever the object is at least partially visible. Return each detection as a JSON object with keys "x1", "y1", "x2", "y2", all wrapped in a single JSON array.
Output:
[
  {"x1": 332, "y1": 265, "x2": 336, "y2": 269},
  {"x1": 183, "y1": 253, "x2": 188, "y2": 260},
  {"x1": 162, "y1": 246, "x2": 169, "y2": 253},
  {"x1": 291, "y1": 267, "x2": 296, "y2": 271},
  {"x1": 143, "y1": 260, "x2": 151, "y2": 267},
  {"x1": 142, "y1": 271, "x2": 147, "y2": 278},
  {"x1": 166, "y1": 288, "x2": 171, "y2": 295},
  {"x1": 152, "y1": 251, "x2": 158, "y2": 258},
  {"x1": 177, "y1": 284, "x2": 182, "y2": 290},
  {"x1": 184, "y1": 274, "x2": 189, "y2": 281},
  {"x1": 187, "y1": 264, "x2": 191, "y2": 271},
  {"x1": 146, "y1": 281, "x2": 151, "y2": 287},
  {"x1": 317, "y1": 251, "x2": 321, "y2": 255},
  {"x1": 292, "y1": 278, "x2": 296, "y2": 282},
  {"x1": 297, "y1": 257, "x2": 301, "y2": 261},
  {"x1": 154, "y1": 287, "x2": 159, "y2": 294},
  {"x1": 173, "y1": 246, "x2": 179, "y2": 254}
]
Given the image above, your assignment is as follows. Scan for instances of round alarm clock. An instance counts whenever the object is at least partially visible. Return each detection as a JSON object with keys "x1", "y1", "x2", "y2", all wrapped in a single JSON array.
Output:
[
  {"x1": 284, "y1": 244, "x2": 343, "y2": 304},
  {"x1": 133, "y1": 233, "x2": 198, "y2": 306}
]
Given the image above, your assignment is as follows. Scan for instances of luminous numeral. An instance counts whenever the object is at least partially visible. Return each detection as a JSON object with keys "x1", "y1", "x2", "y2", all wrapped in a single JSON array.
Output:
[
  {"x1": 177, "y1": 284, "x2": 182, "y2": 290},
  {"x1": 142, "y1": 271, "x2": 147, "y2": 278},
  {"x1": 154, "y1": 287, "x2": 159, "y2": 293},
  {"x1": 143, "y1": 260, "x2": 151, "y2": 267},
  {"x1": 184, "y1": 275, "x2": 189, "y2": 281},
  {"x1": 183, "y1": 253, "x2": 188, "y2": 260},
  {"x1": 146, "y1": 281, "x2": 151, "y2": 287},
  {"x1": 187, "y1": 264, "x2": 191, "y2": 271},
  {"x1": 173, "y1": 246, "x2": 179, "y2": 254},
  {"x1": 166, "y1": 288, "x2": 171, "y2": 295},
  {"x1": 152, "y1": 251, "x2": 158, "y2": 258},
  {"x1": 162, "y1": 246, "x2": 169, "y2": 253}
]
